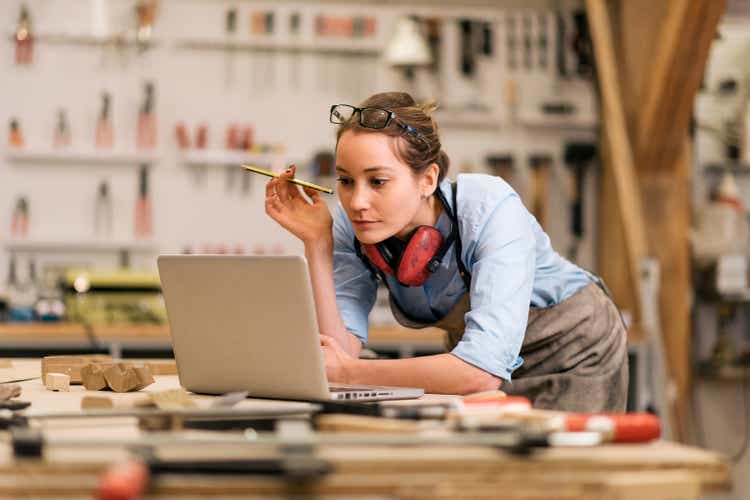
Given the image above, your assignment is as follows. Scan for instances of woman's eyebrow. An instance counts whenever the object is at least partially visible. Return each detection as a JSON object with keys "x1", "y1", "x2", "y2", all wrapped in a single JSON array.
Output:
[{"x1": 335, "y1": 166, "x2": 393, "y2": 173}]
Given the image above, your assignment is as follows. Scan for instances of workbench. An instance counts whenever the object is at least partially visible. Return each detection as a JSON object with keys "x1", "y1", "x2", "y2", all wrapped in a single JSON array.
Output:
[
  {"x1": 0, "y1": 322, "x2": 446, "y2": 358},
  {"x1": 0, "y1": 360, "x2": 732, "y2": 499}
]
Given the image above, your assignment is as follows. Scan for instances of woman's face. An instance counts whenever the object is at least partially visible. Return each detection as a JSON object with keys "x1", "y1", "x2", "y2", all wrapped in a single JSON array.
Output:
[{"x1": 335, "y1": 130, "x2": 428, "y2": 244}]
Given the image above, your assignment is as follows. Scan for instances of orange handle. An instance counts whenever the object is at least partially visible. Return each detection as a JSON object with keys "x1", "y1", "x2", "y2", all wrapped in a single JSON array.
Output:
[
  {"x1": 565, "y1": 413, "x2": 661, "y2": 443},
  {"x1": 97, "y1": 459, "x2": 149, "y2": 500}
]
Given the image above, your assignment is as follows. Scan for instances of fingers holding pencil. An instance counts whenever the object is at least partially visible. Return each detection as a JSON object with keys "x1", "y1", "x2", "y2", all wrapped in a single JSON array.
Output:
[
  {"x1": 263, "y1": 165, "x2": 334, "y2": 245},
  {"x1": 276, "y1": 164, "x2": 302, "y2": 202}
]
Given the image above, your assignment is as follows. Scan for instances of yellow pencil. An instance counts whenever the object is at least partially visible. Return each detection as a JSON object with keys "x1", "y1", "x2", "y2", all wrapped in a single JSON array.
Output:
[{"x1": 241, "y1": 164, "x2": 334, "y2": 194}]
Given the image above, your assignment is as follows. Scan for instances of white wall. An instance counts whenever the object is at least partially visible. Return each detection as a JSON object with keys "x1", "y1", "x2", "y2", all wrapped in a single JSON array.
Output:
[{"x1": 1, "y1": 0, "x2": 598, "y2": 291}]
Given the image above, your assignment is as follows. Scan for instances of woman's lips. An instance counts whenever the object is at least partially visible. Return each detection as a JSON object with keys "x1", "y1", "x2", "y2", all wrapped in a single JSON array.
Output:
[{"x1": 352, "y1": 220, "x2": 378, "y2": 227}]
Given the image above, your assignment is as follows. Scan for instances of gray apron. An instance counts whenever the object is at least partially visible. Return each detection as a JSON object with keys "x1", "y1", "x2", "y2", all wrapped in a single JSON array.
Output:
[{"x1": 389, "y1": 282, "x2": 629, "y2": 412}]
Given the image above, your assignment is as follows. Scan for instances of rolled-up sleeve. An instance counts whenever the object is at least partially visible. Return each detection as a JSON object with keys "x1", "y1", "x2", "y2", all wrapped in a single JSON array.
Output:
[
  {"x1": 332, "y1": 204, "x2": 377, "y2": 344},
  {"x1": 450, "y1": 193, "x2": 534, "y2": 380}
]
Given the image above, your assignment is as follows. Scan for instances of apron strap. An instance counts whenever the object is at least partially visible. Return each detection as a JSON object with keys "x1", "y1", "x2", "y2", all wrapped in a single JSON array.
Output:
[{"x1": 451, "y1": 181, "x2": 471, "y2": 289}]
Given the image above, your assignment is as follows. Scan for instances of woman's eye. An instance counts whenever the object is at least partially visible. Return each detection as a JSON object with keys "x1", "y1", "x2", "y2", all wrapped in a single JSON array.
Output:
[
  {"x1": 370, "y1": 178, "x2": 387, "y2": 186},
  {"x1": 336, "y1": 177, "x2": 352, "y2": 186}
]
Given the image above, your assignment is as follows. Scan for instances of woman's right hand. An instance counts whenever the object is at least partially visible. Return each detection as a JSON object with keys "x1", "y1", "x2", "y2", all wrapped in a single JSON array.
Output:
[{"x1": 265, "y1": 164, "x2": 333, "y2": 247}]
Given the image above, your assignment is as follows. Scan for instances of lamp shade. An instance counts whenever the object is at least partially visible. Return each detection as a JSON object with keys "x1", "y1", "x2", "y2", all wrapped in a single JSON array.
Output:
[{"x1": 384, "y1": 16, "x2": 432, "y2": 67}]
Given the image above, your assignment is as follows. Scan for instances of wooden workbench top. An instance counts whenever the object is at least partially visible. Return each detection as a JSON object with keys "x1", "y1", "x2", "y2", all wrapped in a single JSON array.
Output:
[
  {"x1": 0, "y1": 359, "x2": 731, "y2": 498},
  {"x1": 0, "y1": 321, "x2": 447, "y2": 346}
]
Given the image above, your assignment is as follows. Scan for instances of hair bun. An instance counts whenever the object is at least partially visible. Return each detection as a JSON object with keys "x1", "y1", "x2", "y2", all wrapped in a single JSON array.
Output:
[{"x1": 416, "y1": 99, "x2": 439, "y2": 117}]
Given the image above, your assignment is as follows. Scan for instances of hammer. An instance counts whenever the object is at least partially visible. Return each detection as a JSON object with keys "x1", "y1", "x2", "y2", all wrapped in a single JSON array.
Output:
[{"x1": 563, "y1": 142, "x2": 596, "y2": 262}]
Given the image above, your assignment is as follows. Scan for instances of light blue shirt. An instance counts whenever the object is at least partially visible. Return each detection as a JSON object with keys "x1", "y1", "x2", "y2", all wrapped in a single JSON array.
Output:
[{"x1": 332, "y1": 174, "x2": 596, "y2": 380}]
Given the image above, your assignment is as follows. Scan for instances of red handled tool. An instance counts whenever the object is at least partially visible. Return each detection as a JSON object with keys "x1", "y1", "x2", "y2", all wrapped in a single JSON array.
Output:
[
  {"x1": 97, "y1": 459, "x2": 149, "y2": 500},
  {"x1": 565, "y1": 413, "x2": 661, "y2": 443}
]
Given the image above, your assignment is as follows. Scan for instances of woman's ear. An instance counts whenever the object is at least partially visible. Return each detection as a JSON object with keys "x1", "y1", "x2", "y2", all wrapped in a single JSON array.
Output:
[{"x1": 421, "y1": 163, "x2": 440, "y2": 197}]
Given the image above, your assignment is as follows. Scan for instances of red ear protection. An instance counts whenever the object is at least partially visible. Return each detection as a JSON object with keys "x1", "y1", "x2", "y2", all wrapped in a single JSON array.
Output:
[
  {"x1": 361, "y1": 226, "x2": 445, "y2": 287},
  {"x1": 354, "y1": 182, "x2": 471, "y2": 290}
]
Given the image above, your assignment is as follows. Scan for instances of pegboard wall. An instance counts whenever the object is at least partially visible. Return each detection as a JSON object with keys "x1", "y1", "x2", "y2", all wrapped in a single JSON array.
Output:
[{"x1": 1, "y1": 0, "x2": 598, "y2": 293}]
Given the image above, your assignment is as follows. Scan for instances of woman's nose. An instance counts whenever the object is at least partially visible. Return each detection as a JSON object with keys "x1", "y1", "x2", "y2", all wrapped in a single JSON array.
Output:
[{"x1": 349, "y1": 186, "x2": 370, "y2": 210}]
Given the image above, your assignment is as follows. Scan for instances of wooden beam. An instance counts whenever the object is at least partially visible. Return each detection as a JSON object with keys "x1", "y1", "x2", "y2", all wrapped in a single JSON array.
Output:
[
  {"x1": 585, "y1": 0, "x2": 648, "y2": 326},
  {"x1": 636, "y1": 0, "x2": 725, "y2": 172},
  {"x1": 639, "y1": 140, "x2": 693, "y2": 442}
]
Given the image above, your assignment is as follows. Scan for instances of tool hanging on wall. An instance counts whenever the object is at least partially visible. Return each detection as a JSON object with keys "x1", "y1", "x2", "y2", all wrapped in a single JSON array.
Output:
[
  {"x1": 555, "y1": 8, "x2": 568, "y2": 78},
  {"x1": 174, "y1": 122, "x2": 190, "y2": 150},
  {"x1": 195, "y1": 123, "x2": 208, "y2": 149},
  {"x1": 424, "y1": 17, "x2": 443, "y2": 95},
  {"x1": 94, "y1": 181, "x2": 113, "y2": 238},
  {"x1": 249, "y1": 11, "x2": 262, "y2": 92},
  {"x1": 315, "y1": 14, "x2": 326, "y2": 91},
  {"x1": 537, "y1": 12, "x2": 548, "y2": 70},
  {"x1": 224, "y1": 8, "x2": 237, "y2": 88},
  {"x1": 136, "y1": 82, "x2": 156, "y2": 150},
  {"x1": 14, "y1": 4, "x2": 33, "y2": 65},
  {"x1": 563, "y1": 142, "x2": 596, "y2": 262},
  {"x1": 289, "y1": 12, "x2": 302, "y2": 91},
  {"x1": 135, "y1": 0, "x2": 158, "y2": 52},
  {"x1": 522, "y1": 13, "x2": 532, "y2": 70},
  {"x1": 528, "y1": 154, "x2": 553, "y2": 229},
  {"x1": 53, "y1": 109, "x2": 71, "y2": 149},
  {"x1": 475, "y1": 20, "x2": 494, "y2": 106},
  {"x1": 263, "y1": 11, "x2": 275, "y2": 91},
  {"x1": 351, "y1": 16, "x2": 365, "y2": 96},
  {"x1": 503, "y1": 78, "x2": 519, "y2": 126},
  {"x1": 8, "y1": 118, "x2": 24, "y2": 149},
  {"x1": 249, "y1": 11, "x2": 275, "y2": 92},
  {"x1": 458, "y1": 19, "x2": 475, "y2": 78},
  {"x1": 134, "y1": 165, "x2": 152, "y2": 239},
  {"x1": 571, "y1": 9, "x2": 593, "y2": 78},
  {"x1": 311, "y1": 150, "x2": 336, "y2": 187},
  {"x1": 485, "y1": 154, "x2": 516, "y2": 187},
  {"x1": 225, "y1": 124, "x2": 239, "y2": 192},
  {"x1": 6, "y1": 254, "x2": 37, "y2": 322},
  {"x1": 506, "y1": 13, "x2": 517, "y2": 71},
  {"x1": 95, "y1": 92, "x2": 114, "y2": 149},
  {"x1": 10, "y1": 197, "x2": 29, "y2": 238}
]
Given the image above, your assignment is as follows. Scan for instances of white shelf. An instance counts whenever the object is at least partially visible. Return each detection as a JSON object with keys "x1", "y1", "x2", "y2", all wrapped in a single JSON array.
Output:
[
  {"x1": 518, "y1": 112, "x2": 598, "y2": 131},
  {"x1": 178, "y1": 149, "x2": 284, "y2": 168},
  {"x1": 174, "y1": 37, "x2": 381, "y2": 56},
  {"x1": 8, "y1": 32, "x2": 162, "y2": 47},
  {"x1": 6, "y1": 149, "x2": 159, "y2": 165},
  {"x1": 435, "y1": 109, "x2": 503, "y2": 130},
  {"x1": 5, "y1": 239, "x2": 158, "y2": 254}
]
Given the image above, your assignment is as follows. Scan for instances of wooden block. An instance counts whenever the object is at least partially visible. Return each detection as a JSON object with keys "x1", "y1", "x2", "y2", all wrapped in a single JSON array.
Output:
[
  {"x1": 103, "y1": 363, "x2": 141, "y2": 393},
  {"x1": 132, "y1": 365, "x2": 155, "y2": 391},
  {"x1": 41, "y1": 355, "x2": 112, "y2": 384},
  {"x1": 81, "y1": 393, "x2": 155, "y2": 410},
  {"x1": 44, "y1": 372, "x2": 70, "y2": 392},
  {"x1": 80, "y1": 363, "x2": 109, "y2": 391},
  {"x1": 149, "y1": 389, "x2": 196, "y2": 410},
  {"x1": 316, "y1": 414, "x2": 422, "y2": 433},
  {"x1": 0, "y1": 383, "x2": 21, "y2": 401}
]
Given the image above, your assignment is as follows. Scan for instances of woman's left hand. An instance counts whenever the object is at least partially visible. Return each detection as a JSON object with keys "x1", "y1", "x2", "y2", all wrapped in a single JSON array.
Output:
[{"x1": 320, "y1": 335, "x2": 356, "y2": 384}]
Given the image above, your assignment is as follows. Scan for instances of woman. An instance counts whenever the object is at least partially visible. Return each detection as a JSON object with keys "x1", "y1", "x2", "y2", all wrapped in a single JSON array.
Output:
[{"x1": 265, "y1": 92, "x2": 628, "y2": 412}]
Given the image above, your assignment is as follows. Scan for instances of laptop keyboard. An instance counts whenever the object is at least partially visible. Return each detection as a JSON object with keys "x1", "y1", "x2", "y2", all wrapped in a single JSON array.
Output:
[{"x1": 329, "y1": 385, "x2": 385, "y2": 392}]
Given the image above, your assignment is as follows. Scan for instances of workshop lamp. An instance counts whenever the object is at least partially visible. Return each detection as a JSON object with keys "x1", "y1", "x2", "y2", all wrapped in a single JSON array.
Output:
[{"x1": 384, "y1": 16, "x2": 432, "y2": 72}]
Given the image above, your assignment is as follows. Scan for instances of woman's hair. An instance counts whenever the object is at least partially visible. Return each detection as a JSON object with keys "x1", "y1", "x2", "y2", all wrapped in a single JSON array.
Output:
[{"x1": 335, "y1": 91, "x2": 450, "y2": 183}]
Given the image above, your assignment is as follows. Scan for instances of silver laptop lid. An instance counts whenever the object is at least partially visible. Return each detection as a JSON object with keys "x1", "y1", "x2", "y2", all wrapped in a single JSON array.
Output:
[{"x1": 157, "y1": 255, "x2": 330, "y2": 400}]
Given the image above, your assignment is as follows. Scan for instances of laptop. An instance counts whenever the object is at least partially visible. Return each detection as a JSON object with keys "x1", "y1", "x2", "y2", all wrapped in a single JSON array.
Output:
[{"x1": 157, "y1": 255, "x2": 424, "y2": 402}]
